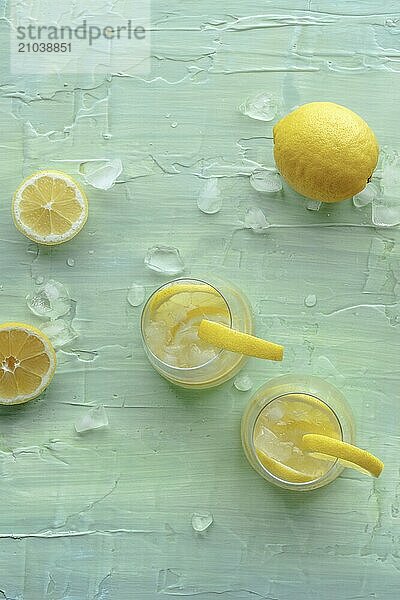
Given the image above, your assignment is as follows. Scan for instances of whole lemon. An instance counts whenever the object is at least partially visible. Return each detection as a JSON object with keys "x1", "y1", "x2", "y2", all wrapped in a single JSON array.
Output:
[{"x1": 273, "y1": 102, "x2": 379, "y2": 203}]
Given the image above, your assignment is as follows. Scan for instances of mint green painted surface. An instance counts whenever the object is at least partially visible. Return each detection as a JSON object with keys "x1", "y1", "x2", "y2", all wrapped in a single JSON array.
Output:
[{"x1": 0, "y1": 2, "x2": 399, "y2": 598}]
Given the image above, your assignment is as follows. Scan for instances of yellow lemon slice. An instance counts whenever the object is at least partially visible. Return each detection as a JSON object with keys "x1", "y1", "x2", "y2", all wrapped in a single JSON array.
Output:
[
  {"x1": 12, "y1": 170, "x2": 88, "y2": 245},
  {"x1": 302, "y1": 434, "x2": 383, "y2": 478},
  {"x1": 198, "y1": 320, "x2": 284, "y2": 361},
  {"x1": 256, "y1": 449, "x2": 313, "y2": 483},
  {"x1": 148, "y1": 283, "x2": 218, "y2": 312},
  {"x1": 0, "y1": 322, "x2": 56, "y2": 405}
]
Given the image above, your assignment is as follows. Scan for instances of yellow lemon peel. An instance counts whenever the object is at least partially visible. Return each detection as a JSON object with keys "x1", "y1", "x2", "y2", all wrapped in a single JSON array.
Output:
[
  {"x1": 198, "y1": 320, "x2": 284, "y2": 361},
  {"x1": 302, "y1": 434, "x2": 383, "y2": 478}
]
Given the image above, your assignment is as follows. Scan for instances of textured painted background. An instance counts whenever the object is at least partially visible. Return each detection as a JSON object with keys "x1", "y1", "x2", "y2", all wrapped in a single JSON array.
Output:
[{"x1": 1, "y1": 1, "x2": 400, "y2": 598}]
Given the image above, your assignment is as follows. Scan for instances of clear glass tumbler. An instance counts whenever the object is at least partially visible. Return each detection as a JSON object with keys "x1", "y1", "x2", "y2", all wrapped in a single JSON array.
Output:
[
  {"x1": 241, "y1": 374, "x2": 355, "y2": 491},
  {"x1": 141, "y1": 276, "x2": 253, "y2": 389}
]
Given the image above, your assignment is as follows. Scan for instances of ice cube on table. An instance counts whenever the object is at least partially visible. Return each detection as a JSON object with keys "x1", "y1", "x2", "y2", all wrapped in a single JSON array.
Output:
[
  {"x1": 197, "y1": 178, "x2": 222, "y2": 214},
  {"x1": 371, "y1": 148, "x2": 400, "y2": 227},
  {"x1": 306, "y1": 200, "x2": 322, "y2": 211},
  {"x1": 144, "y1": 246, "x2": 185, "y2": 275},
  {"x1": 80, "y1": 158, "x2": 123, "y2": 190},
  {"x1": 127, "y1": 283, "x2": 146, "y2": 307},
  {"x1": 304, "y1": 294, "x2": 317, "y2": 308},
  {"x1": 353, "y1": 181, "x2": 378, "y2": 208},
  {"x1": 250, "y1": 169, "x2": 282, "y2": 193},
  {"x1": 26, "y1": 280, "x2": 71, "y2": 320},
  {"x1": 74, "y1": 405, "x2": 109, "y2": 433},
  {"x1": 234, "y1": 374, "x2": 253, "y2": 391},
  {"x1": 243, "y1": 207, "x2": 270, "y2": 233},
  {"x1": 191, "y1": 512, "x2": 213, "y2": 532},
  {"x1": 40, "y1": 319, "x2": 79, "y2": 349},
  {"x1": 239, "y1": 92, "x2": 279, "y2": 121},
  {"x1": 372, "y1": 196, "x2": 400, "y2": 227}
]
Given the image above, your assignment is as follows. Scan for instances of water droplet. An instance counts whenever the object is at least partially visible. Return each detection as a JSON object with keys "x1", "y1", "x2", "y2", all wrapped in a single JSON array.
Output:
[
  {"x1": 191, "y1": 512, "x2": 213, "y2": 532},
  {"x1": 234, "y1": 374, "x2": 253, "y2": 392},
  {"x1": 353, "y1": 182, "x2": 378, "y2": 208},
  {"x1": 243, "y1": 207, "x2": 270, "y2": 233},
  {"x1": 66, "y1": 258, "x2": 75, "y2": 267},
  {"x1": 74, "y1": 405, "x2": 109, "y2": 433},
  {"x1": 250, "y1": 169, "x2": 282, "y2": 193},
  {"x1": 127, "y1": 283, "x2": 146, "y2": 307},
  {"x1": 239, "y1": 92, "x2": 280, "y2": 121},
  {"x1": 80, "y1": 158, "x2": 123, "y2": 190},
  {"x1": 144, "y1": 246, "x2": 185, "y2": 276},
  {"x1": 26, "y1": 280, "x2": 71, "y2": 320},
  {"x1": 304, "y1": 294, "x2": 317, "y2": 307},
  {"x1": 197, "y1": 178, "x2": 222, "y2": 214},
  {"x1": 306, "y1": 200, "x2": 322, "y2": 211},
  {"x1": 35, "y1": 275, "x2": 45, "y2": 285},
  {"x1": 171, "y1": 121, "x2": 178, "y2": 128},
  {"x1": 40, "y1": 319, "x2": 79, "y2": 349}
]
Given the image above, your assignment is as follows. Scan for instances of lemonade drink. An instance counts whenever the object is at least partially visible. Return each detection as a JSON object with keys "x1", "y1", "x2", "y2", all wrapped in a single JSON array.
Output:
[
  {"x1": 241, "y1": 375, "x2": 355, "y2": 490},
  {"x1": 141, "y1": 278, "x2": 253, "y2": 388}
]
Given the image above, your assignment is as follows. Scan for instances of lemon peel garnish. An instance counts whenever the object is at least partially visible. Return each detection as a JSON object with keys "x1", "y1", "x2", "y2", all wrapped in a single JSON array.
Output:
[
  {"x1": 148, "y1": 283, "x2": 218, "y2": 312},
  {"x1": 198, "y1": 319, "x2": 284, "y2": 361},
  {"x1": 256, "y1": 449, "x2": 313, "y2": 483},
  {"x1": 302, "y1": 434, "x2": 383, "y2": 478}
]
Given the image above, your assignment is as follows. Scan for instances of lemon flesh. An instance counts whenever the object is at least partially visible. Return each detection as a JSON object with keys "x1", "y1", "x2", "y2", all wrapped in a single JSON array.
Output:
[
  {"x1": 198, "y1": 319, "x2": 284, "y2": 361},
  {"x1": 273, "y1": 102, "x2": 379, "y2": 203},
  {"x1": 12, "y1": 170, "x2": 88, "y2": 245},
  {"x1": 302, "y1": 434, "x2": 383, "y2": 478},
  {"x1": 0, "y1": 322, "x2": 57, "y2": 405}
]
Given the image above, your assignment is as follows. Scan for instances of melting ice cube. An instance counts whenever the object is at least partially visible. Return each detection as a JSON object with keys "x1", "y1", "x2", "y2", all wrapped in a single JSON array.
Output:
[
  {"x1": 40, "y1": 319, "x2": 79, "y2": 349},
  {"x1": 80, "y1": 158, "x2": 123, "y2": 190},
  {"x1": 74, "y1": 405, "x2": 109, "y2": 433},
  {"x1": 127, "y1": 283, "x2": 146, "y2": 307},
  {"x1": 197, "y1": 178, "x2": 222, "y2": 214},
  {"x1": 234, "y1": 374, "x2": 253, "y2": 391},
  {"x1": 243, "y1": 207, "x2": 270, "y2": 233},
  {"x1": 191, "y1": 512, "x2": 213, "y2": 532},
  {"x1": 144, "y1": 246, "x2": 185, "y2": 275},
  {"x1": 26, "y1": 280, "x2": 71, "y2": 320},
  {"x1": 372, "y1": 149, "x2": 400, "y2": 227},
  {"x1": 306, "y1": 200, "x2": 322, "y2": 211},
  {"x1": 250, "y1": 169, "x2": 282, "y2": 193},
  {"x1": 353, "y1": 182, "x2": 378, "y2": 208},
  {"x1": 304, "y1": 294, "x2": 317, "y2": 308},
  {"x1": 239, "y1": 92, "x2": 280, "y2": 121}
]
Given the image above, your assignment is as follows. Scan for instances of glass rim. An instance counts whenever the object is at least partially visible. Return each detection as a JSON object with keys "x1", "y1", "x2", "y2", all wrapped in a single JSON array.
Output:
[
  {"x1": 140, "y1": 277, "x2": 233, "y2": 372},
  {"x1": 250, "y1": 391, "x2": 343, "y2": 488}
]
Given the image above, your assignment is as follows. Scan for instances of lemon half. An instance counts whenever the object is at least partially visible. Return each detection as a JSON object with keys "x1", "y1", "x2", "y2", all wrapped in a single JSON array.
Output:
[
  {"x1": 0, "y1": 322, "x2": 56, "y2": 405},
  {"x1": 273, "y1": 102, "x2": 379, "y2": 203},
  {"x1": 13, "y1": 170, "x2": 88, "y2": 245}
]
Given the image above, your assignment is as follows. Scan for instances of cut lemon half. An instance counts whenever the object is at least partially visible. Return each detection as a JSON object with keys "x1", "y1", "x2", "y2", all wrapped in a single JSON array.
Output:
[
  {"x1": 12, "y1": 170, "x2": 88, "y2": 245},
  {"x1": 302, "y1": 434, "x2": 383, "y2": 478},
  {"x1": 198, "y1": 320, "x2": 284, "y2": 361},
  {"x1": 256, "y1": 449, "x2": 313, "y2": 483},
  {"x1": 0, "y1": 322, "x2": 56, "y2": 405}
]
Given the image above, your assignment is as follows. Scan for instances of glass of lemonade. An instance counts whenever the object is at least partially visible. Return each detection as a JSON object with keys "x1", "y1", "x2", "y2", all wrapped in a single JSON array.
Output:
[
  {"x1": 141, "y1": 277, "x2": 253, "y2": 388},
  {"x1": 241, "y1": 375, "x2": 355, "y2": 491}
]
